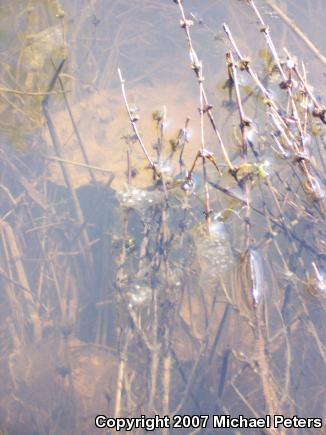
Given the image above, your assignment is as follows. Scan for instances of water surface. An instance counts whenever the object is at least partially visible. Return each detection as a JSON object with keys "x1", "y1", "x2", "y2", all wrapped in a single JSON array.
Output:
[{"x1": 0, "y1": 1, "x2": 325, "y2": 434}]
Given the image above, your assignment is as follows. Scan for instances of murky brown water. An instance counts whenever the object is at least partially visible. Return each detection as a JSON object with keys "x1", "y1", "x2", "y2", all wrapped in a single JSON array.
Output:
[{"x1": 0, "y1": 1, "x2": 326, "y2": 434}]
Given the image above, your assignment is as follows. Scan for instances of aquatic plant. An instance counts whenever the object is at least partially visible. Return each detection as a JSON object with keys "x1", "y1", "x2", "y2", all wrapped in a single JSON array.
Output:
[{"x1": 0, "y1": 1, "x2": 325, "y2": 434}]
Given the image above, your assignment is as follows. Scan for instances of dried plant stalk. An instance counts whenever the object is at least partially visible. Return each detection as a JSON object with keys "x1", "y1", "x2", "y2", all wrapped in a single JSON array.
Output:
[
  {"x1": 174, "y1": 0, "x2": 234, "y2": 173},
  {"x1": 117, "y1": 68, "x2": 157, "y2": 175}
]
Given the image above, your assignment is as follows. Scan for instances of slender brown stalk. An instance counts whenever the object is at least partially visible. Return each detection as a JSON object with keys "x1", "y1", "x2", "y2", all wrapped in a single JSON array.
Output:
[
  {"x1": 247, "y1": 1, "x2": 306, "y2": 149},
  {"x1": 222, "y1": 23, "x2": 294, "y2": 146},
  {"x1": 248, "y1": 0, "x2": 286, "y2": 81},
  {"x1": 198, "y1": 64, "x2": 212, "y2": 226},
  {"x1": 246, "y1": 1, "x2": 325, "y2": 199},
  {"x1": 114, "y1": 330, "x2": 131, "y2": 418},
  {"x1": 148, "y1": 285, "x2": 160, "y2": 412},
  {"x1": 265, "y1": 0, "x2": 326, "y2": 67},
  {"x1": 117, "y1": 68, "x2": 158, "y2": 175},
  {"x1": 44, "y1": 155, "x2": 114, "y2": 176},
  {"x1": 226, "y1": 48, "x2": 281, "y2": 424},
  {"x1": 43, "y1": 60, "x2": 93, "y2": 271},
  {"x1": 174, "y1": 0, "x2": 234, "y2": 172},
  {"x1": 288, "y1": 50, "x2": 326, "y2": 124},
  {"x1": 226, "y1": 52, "x2": 251, "y2": 157},
  {"x1": 223, "y1": 22, "x2": 321, "y2": 200},
  {"x1": 57, "y1": 71, "x2": 98, "y2": 186},
  {"x1": 162, "y1": 348, "x2": 171, "y2": 420}
]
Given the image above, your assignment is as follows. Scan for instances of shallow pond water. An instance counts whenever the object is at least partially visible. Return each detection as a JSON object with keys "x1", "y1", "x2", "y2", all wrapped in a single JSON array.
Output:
[{"x1": 0, "y1": 1, "x2": 326, "y2": 434}]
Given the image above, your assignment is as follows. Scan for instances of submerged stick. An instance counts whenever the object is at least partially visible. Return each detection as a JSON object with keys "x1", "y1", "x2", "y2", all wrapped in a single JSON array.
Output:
[
  {"x1": 43, "y1": 59, "x2": 93, "y2": 269},
  {"x1": 223, "y1": 22, "x2": 321, "y2": 201},
  {"x1": 198, "y1": 63, "x2": 212, "y2": 226},
  {"x1": 57, "y1": 70, "x2": 98, "y2": 186},
  {"x1": 265, "y1": 0, "x2": 326, "y2": 67},
  {"x1": 44, "y1": 155, "x2": 115, "y2": 177},
  {"x1": 248, "y1": 0, "x2": 286, "y2": 81},
  {"x1": 222, "y1": 23, "x2": 293, "y2": 148},
  {"x1": 114, "y1": 330, "x2": 131, "y2": 418},
  {"x1": 226, "y1": 48, "x2": 280, "y2": 423},
  {"x1": 248, "y1": 2, "x2": 324, "y2": 199}
]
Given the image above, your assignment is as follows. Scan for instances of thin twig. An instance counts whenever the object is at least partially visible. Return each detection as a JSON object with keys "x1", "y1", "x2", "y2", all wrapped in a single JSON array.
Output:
[
  {"x1": 117, "y1": 68, "x2": 158, "y2": 175},
  {"x1": 174, "y1": 0, "x2": 234, "y2": 172},
  {"x1": 265, "y1": 0, "x2": 326, "y2": 67}
]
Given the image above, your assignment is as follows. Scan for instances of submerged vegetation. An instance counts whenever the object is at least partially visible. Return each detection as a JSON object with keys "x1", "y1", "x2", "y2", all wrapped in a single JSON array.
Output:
[{"x1": 0, "y1": 0, "x2": 325, "y2": 434}]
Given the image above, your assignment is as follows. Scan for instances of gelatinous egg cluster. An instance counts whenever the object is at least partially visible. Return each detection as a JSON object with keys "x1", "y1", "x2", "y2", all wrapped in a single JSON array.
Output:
[
  {"x1": 195, "y1": 221, "x2": 234, "y2": 288},
  {"x1": 126, "y1": 282, "x2": 152, "y2": 308},
  {"x1": 117, "y1": 187, "x2": 161, "y2": 212}
]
